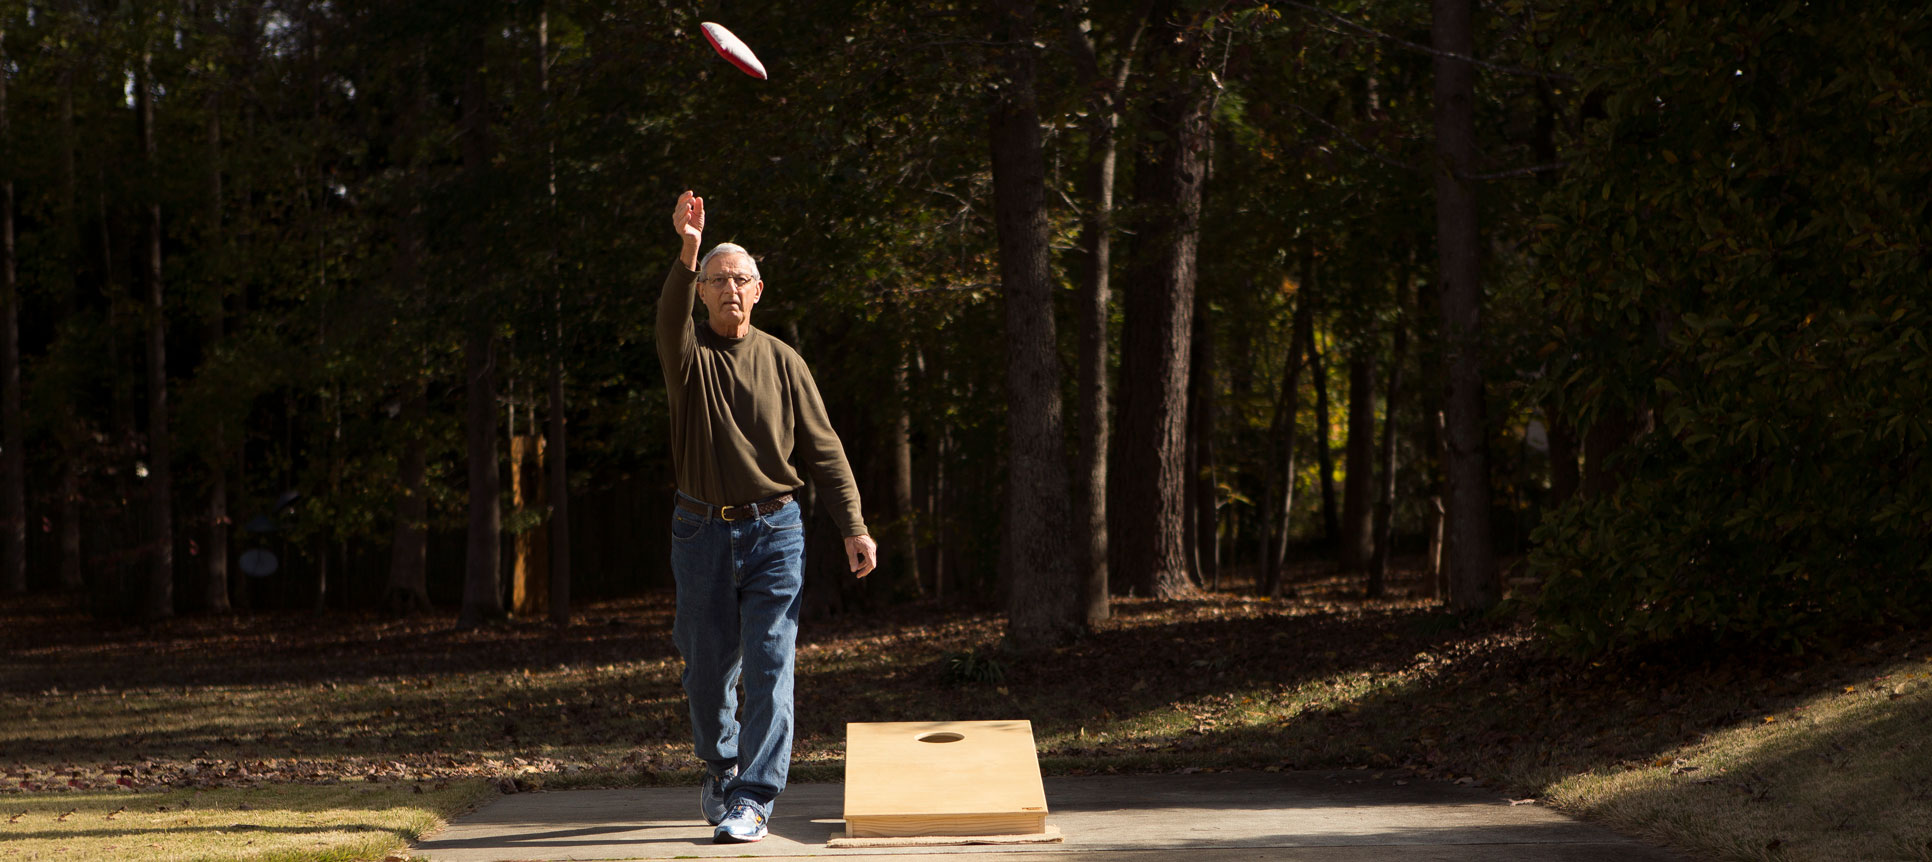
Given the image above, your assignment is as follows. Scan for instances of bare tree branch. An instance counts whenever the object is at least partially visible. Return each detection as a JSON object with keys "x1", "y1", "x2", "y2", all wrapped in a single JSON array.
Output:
[
  {"x1": 1461, "y1": 161, "x2": 1568, "y2": 181},
  {"x1": 1279, "y1": 0, "x2": 1579, "y2": 83},
  {"x1": 1287, "y1": 103, "x2": 1420, "y2": 174}
]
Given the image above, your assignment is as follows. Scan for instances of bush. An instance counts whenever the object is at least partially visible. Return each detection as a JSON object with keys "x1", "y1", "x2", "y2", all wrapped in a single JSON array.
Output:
[{"x1": 1527, "y1": 1, "x2": 1932, "y2": 652}]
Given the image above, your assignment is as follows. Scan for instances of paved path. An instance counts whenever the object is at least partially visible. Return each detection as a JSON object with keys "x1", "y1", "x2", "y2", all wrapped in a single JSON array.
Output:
[{"x1": 413, "y1": 771, "x2": 1692, "y2": 861}]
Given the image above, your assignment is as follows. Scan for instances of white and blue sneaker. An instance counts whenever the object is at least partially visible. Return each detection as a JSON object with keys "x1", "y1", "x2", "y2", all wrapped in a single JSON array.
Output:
[
  {"x1": 713, "y1": 798, "x2": 770, "y2": 844},
  {"x1": 699, "y1": 767, "x2": 736, "y2": 826}
]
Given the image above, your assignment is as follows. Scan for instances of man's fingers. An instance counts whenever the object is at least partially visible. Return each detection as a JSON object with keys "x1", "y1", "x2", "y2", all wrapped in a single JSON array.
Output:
[{"x1": 846, "y1": 536, "x2": 877, "y2": 578}]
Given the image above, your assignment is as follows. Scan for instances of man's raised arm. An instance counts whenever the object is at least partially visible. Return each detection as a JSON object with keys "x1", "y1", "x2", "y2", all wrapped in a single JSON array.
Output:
[
  {"x1": 672, "y1": 190, "x2": 704, "y2": 270},
  {"x1": 657, "y1": 191, "x2": 706, "y2": 371}
]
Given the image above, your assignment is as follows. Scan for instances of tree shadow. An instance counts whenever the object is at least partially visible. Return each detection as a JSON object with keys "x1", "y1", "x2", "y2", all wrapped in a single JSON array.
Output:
[{"x1": 0, "y1": 594, "x2": 684, "y2": 693}]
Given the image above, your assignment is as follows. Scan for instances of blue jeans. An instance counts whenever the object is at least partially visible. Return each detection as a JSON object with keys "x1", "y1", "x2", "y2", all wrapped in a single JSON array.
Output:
[{"x1": 669, "y1": 491, "x2": 805, "y2": 807}]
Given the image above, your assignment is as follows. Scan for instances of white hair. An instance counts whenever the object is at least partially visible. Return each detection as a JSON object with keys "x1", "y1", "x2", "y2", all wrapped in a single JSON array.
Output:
[{"x1": 699, "y1": 242, "x2": 761, "y2": 279}]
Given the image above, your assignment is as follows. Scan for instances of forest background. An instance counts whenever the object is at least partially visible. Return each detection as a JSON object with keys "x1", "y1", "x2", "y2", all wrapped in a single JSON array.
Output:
[{"x1": 0, "y1": 0, "x2": 1927, "y2": 656}]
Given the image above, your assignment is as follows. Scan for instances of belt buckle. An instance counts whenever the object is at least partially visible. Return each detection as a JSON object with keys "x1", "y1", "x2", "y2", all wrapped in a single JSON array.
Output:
[{"x1": 721, "y1": 504, "x2": 746, "y2": 522}]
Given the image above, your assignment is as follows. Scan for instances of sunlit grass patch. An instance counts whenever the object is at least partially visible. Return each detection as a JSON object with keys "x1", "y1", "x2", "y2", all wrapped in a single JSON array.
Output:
[
  {"x1": 0, "y1": 780, "x2": 493, "y2": 862},
  {"x1": 1543, "y1": 658, "x2": 1932, "y2": 861}
]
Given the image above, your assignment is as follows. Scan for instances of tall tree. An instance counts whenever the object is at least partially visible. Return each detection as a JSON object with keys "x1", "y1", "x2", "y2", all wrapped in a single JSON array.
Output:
[
  {"x1": 0, "y1": 16, "x2": 23, "y2": 595},
  {"x1": 989, "y1": 0, "x2": 1079, "y2": 650},
  {"x1": 201, "y1": 4, "x2": 232, "y2": 613},
  {"x1": 1339, "y1": 350, "x2": 1375, "y2": 570},
  {"x1": 1187, "y1": 283, "x2": 1218, "y2": 588},
  {"x1": 55, "y1": 11, "x2": 84, "y2": 593},
  {"x1": 137, "y1": 30, "x2": 175, "y2": 621},
  {"x1": 457, "y1": 25, "x2": 503, "y2": 629},
  {"x1": 386, "y1": 379, "x2": 432, "y2": 614},
  {"x1": 1114, "y1": 0, "x2": 1220, "y2": 599},
  {"x1": 1063, "y1": 1, "x2": 1147, "y2": 623},
  {"x1": 889, "y1": 347, "x2": 919, "y2": 594},
  {"x1": 1531, "y1": 79, "x2": 1579, "y2": 508},
  {"x1": 539, "y1": 3, "x2": 572, "y2": 626},
  {"x1": 1430, "y1": 0, "x2": 1499, "y2": 611},
  {"x1": 1260, "y1": 290, "x2": 1310, "y2": 597},
  {"x1": 1309, "y1": 319, "x2": 1338, "y2": 544},
  {"x1": 1369, "y1": 269, "x2": 1412, "y2": 597}
]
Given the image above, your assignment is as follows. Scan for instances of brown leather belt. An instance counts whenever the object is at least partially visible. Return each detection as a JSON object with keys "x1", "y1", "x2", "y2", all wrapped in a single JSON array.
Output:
[{"x1": 676, "y1": 493, "x2": 795, "y2": 522}]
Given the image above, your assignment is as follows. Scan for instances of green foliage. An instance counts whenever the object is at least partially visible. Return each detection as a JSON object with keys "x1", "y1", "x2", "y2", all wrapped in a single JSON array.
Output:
[
  {"x1": 940, "y1": 647, "x2": 1007, "y2": 685},
  {"x1": 1529, "y1": 1, "x2": 1932, "y2": 652}
]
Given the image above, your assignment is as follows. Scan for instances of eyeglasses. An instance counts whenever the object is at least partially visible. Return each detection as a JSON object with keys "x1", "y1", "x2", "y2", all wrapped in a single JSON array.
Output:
[{"x1": 699, "y1": 274, "x2": 758, "y2": 290}]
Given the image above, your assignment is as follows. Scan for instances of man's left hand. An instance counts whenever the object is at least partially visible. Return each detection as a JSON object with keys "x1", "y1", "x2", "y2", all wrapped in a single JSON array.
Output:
[{"x1": 844, "y1": 535, "x2": 878, "y2": 579}]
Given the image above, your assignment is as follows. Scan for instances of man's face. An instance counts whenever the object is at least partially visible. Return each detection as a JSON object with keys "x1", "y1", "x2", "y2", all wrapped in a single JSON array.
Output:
[{"x1": 699, "y1": 252, "x2": 763, "y2": 335}]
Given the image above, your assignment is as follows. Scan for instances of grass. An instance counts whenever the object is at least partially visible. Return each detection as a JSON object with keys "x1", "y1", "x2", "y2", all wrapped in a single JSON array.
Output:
[
  {"x1": 3, "y1": 564, "x2": 1928, "y2": 861},
  {"x1": 0, "y1": 782, "x2": 495, "y2": 862},
  {"x1": 1543, "y1": 657, "x2": 1932, "y2": 861}
]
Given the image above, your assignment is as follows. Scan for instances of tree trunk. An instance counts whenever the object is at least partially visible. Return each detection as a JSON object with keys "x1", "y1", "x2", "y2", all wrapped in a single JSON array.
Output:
[
  {"x1": 1064, "y1": 1, "x2": 1146, "y2": 625},
  {"x1": 0, "y1": 23, "x2": 23, "y2": 595},
  {"x1": 546, "y1": 359, "x2": 571, "y2": 624},
  {"x1": 1432, "y1": 0, "x2": 1498, "y2": 611},
  {"x1": 313, "y1": 534, "x2": 329, "y2": 612},
  {"x1": 59, "y1": 468, "x2": 82, "y2": 591},
  {"x1": 457, "y1": 49, "x2": 503, "y2": 628},
  {"x1": 100, "y1": 176, "x2": 137, "y2": 610},
  {"x1": 138, "y1": 45, "x2": 175, "y2": 621},
  {"x1": 207, "y1": 431, "x2": 232, "y2": 612},
  {"x1": 386, "y1": 380, "x2": 432, "y2": 614},
  {"x1": 989, "y1": 0, "x2": 1080, "y2": 651},
  {"x1": 57, "y1": 52, "x2": 83, "y2": 594},
  {"x1": 204, "y1": 77, "x2": 232, "y2": 614},
  {"x1": 929, "y1": 372, "x2": 950, "y2": 601},
  {"x1": 510, "y1": 430, "x2": 548, "y2": 617},
  {"x1": 1340, "y1": 352, "x2": 1376, "y2": 571},
  {"x1": 1188, "y1": 285, "x2": 1218, "y2": 590},
  {"x1": 1114, "y1": 2, "x2": 1216, "y2": 600},
  {"x1": 539, "y1": 3, "x2": 572, "y2": 627},
  {"x1": 890, "y1": 348, "x2": 921, "y2": 594},
  {"x1": 1531, "y1": 78, "x2": 1580, "y2": 510},
  {"x1": 460, "y1": 330, "x2": 503, "y2": 627},
  {"x1": 1369, "y1": 299, "x2": 1409, "y2": 596},
  {"x1": 386, "y1": 51, "x2": 434, "y2": 617},
  {"x1": 1310, "y1": 325, "x2": 1339, "y2": 546},
  {"x1": 1261, "y1": 292, "x2": 1310, "y2": 597},
  {"x1": 1412, "y1": 269, "x2": 1448, "y2": 598}
]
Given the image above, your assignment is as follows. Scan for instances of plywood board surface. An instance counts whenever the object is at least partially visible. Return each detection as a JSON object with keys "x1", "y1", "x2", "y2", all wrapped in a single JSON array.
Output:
[
  {"x1": 825, "y1": 824, "x2": 1063, "y2": 848},
  {"x1": 844, "y1": 720, "x2": 1048, "y2": 837}
]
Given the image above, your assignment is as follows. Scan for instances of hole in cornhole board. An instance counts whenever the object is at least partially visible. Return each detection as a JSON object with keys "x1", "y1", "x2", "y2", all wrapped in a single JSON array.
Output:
[{"x1": 843, "y1": 720, "x2": 1050, "y2": 839}]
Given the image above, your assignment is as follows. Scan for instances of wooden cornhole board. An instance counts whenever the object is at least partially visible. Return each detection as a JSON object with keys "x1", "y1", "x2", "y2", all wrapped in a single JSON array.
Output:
[{"x1": 840, "y1": 720, "x2": 1052, "y2": 840}]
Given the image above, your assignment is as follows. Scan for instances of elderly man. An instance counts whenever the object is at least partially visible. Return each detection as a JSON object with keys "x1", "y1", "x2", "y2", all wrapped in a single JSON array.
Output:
[{"x1": 659, "y1": 190, "x2": 878, "y2": 843}]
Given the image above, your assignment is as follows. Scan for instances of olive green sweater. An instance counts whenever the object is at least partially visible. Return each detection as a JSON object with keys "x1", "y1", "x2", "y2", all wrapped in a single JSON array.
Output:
[{"x1": 656, "y1": 263, "x2": 867, "y2": 537}]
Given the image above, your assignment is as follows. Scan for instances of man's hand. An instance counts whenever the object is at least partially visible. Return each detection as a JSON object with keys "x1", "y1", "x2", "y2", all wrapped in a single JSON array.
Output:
[
  {"x1": 673, "y1": 190, "x2": 705, "y2": 269},
  {"x1": 844, "y1": 535, "x2": 878, "y2": 579}
]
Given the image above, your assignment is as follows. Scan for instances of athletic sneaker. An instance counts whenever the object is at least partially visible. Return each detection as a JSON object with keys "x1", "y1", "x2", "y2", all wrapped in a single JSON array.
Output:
[
  {"x1": 713, "y1": 798, "x2": 769, "y2": 844},
  {"x1": 699, "y1": 767, "x2": 736, "y2": 826}
]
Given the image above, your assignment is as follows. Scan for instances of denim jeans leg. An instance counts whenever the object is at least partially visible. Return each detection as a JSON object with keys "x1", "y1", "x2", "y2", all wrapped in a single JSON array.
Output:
[
  {"x1": 670, "y1": 500, "x2": 741, "y2": 777},
  {"x1": 725, "y1": 500, "x2": 805, "y2": 806}
]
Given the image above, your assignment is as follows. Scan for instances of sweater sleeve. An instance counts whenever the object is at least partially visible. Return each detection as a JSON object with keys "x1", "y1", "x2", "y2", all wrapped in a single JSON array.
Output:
[
  {"x1": 655, "y1": 263, "x2": 698, "y2": 380},
  {"x1": 789, "y1": 354, "x2": 868, "y2": 538}
]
